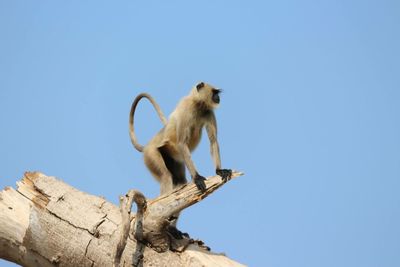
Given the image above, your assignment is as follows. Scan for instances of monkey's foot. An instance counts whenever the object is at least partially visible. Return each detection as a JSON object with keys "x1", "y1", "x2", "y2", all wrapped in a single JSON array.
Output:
[
  {"x1": 167, "y1": 226, "x2": 211, "y2": 252},
  {"x1": 216, "y1": 169, "x2": 232, "y2": 182},
  {"x1": 194, "y1": 239, "x2": 211, "y2": 251},
  {"x1": 167, "y1": 225, "x2": 190, "y2": 240},
  {"x1": 194, "y1": 174, "x2": 207, "y2": 192}
]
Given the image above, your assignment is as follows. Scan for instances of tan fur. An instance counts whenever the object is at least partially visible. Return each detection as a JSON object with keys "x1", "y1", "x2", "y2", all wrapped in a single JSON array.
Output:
[{"x1": 129, "y1": 82, "x2": 226, "y2": 196}]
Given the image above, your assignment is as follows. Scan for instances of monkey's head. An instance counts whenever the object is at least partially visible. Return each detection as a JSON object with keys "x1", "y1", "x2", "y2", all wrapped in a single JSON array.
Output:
[{"x1": 192, "y1": 82, "x2": 222, "y2": 109}]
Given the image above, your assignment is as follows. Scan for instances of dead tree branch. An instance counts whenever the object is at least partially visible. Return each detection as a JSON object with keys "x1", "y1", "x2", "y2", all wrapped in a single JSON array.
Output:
[{"x1": 0, "y1": 171, "x2": 244, "y2": 267}]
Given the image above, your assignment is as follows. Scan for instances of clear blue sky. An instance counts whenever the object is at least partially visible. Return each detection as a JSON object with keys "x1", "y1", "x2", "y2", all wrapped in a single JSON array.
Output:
[{"x1": 1, "y1": 1, "x2": 399, "y2": 266}]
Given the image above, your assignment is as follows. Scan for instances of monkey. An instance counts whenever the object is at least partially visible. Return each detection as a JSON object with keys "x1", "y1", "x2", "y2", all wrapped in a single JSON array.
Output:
[{"x1": 129, "y1": 82, "x2": 232, "y2": 196}]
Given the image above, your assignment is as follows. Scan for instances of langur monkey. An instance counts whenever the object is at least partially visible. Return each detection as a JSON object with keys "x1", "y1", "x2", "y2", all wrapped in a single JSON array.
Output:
[{"x1": 129, "y1": 82, "x2": 232, "y2": 195}]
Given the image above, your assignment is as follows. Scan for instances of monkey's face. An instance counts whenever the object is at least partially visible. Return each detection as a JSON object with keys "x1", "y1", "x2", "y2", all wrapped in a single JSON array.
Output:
[
  {"x1": 195, "y1": 82, "x2": 221, "y2": 109},
  {"x1": 212, "y1": 88, "x2": 221, "y2": 104}
]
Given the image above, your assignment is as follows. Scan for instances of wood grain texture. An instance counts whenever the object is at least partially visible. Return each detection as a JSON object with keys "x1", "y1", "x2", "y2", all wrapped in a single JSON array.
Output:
[{"x1": 0, "y1": 171, "x2": 245, "y2": 267}]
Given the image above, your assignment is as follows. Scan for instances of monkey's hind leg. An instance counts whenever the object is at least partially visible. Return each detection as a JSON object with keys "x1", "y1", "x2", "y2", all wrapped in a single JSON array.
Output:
[
  {"x1": 143, "y1": 147, "x2": 174, "y2": 195},
  {"x1": 158, "y1": 146, "x2": 187, "y2": 188},
  {"x1": 158, "y1": 146, "x2": 190, "y2": 239},
  {"x1": 158, "y1": 146, "x2": 186, "y2": 222}
]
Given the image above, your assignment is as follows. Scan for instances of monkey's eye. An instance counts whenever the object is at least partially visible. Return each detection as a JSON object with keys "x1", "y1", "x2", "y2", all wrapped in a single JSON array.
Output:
[{"x1": 212, "y1": 89, "x2": 221, "y2": 94}]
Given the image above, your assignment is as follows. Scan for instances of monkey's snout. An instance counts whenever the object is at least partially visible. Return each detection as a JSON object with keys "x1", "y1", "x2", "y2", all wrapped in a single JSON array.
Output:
[{"x1": 213, "y1": 94, "x2": 220, "y2": 104}]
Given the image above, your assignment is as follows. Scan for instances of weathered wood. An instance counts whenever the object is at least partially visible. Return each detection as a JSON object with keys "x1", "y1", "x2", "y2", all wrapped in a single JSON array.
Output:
[
  {"x1": 131, "y1": 191, "x2": 146, "y2": 267},
  {"x1": 0, "y1": 171, "x2": 245, "y2": 267},
  {"x1": 141, "y1": 171, "x2": 243, "y2": 252},
  {"x1": 114, "y1": 190, "x2": 146, "y2": 267}
]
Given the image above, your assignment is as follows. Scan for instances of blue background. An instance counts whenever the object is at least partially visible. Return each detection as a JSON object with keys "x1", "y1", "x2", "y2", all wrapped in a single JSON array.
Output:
[{"x1": 1, "y1": 1, "x2": 399, "y2": 266}]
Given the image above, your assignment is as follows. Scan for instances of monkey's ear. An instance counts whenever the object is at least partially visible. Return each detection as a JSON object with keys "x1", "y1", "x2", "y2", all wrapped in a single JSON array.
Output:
[{"x1": 196, "y1": 82, "x2": 205, "y2": 91}]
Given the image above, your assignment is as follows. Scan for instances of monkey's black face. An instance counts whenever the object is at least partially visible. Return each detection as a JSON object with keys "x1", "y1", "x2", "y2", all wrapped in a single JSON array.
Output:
[{"x1": 212, "y1": 89, "x2": 221, "y2": 104}]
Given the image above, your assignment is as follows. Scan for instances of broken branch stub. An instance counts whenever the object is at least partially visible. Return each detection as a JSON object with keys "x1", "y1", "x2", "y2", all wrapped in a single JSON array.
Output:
[{"x1": 114, "y1": 190, "x2": 146, "y2": 267}]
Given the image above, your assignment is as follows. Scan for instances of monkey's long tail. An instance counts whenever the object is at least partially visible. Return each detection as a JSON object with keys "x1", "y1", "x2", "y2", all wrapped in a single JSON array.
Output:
[{"x1": 129, "y1": 93, "x2": 167, "y2": 152}]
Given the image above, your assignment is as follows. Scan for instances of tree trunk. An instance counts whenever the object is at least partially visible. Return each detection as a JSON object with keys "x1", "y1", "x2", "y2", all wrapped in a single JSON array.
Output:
[{"x1": 0, "y1": 171, "x2": 244, "y2": 267}]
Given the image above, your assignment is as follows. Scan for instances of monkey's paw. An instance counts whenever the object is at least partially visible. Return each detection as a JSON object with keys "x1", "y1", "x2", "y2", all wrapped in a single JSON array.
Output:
[
  {"x1": 194, "y1": 174, "x2": 207, "y2": 192},
  {"x1": 216, "y1": 169, "x2": 232, "y2": 182}
]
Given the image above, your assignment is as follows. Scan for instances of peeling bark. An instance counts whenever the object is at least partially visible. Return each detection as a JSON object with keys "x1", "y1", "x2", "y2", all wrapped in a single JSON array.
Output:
[{"x1": 0, "y1": 171, "x2": 245, "y2": 267}]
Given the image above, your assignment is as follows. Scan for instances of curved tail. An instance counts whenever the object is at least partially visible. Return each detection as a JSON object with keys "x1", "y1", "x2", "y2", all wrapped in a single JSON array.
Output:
[{"x1": 129, "y1": 93, "x2": 167, "y2": 152}]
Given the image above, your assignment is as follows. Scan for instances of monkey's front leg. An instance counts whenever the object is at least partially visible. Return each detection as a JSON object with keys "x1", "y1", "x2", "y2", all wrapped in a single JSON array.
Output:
[
  {"x1": 179, "y1": 144, "x2": 207, "y2": 192},
  {"x1": 205, "y1": 123, "x2": 232, "y2": 184},
  {"x1": 194, "y1": 173, "x2": 207, "y2": 192},
  {"x1": 209, "y1": 138, "x2": 232, "y2": 183}
]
